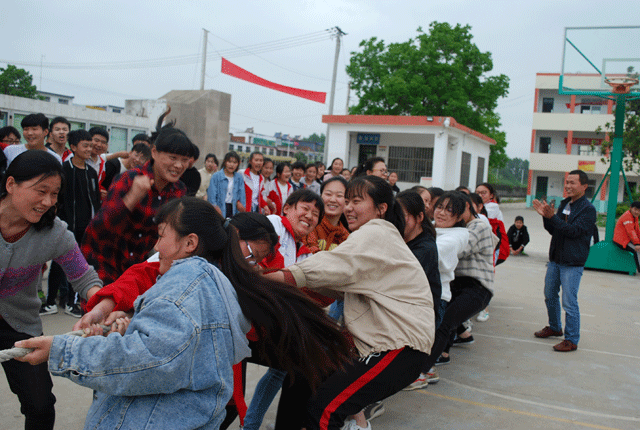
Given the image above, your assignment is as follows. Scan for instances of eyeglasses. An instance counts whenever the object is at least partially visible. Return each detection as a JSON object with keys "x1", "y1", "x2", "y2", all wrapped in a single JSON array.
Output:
[
  {"x1": 434, "y1": 205, "x2": 454, "y2": 214},
  {"x1": 373, "y1": 168, "x2": 388, "y2": 175},
  {"x1": 244, "y1": 241, "x2": 257, "y2": 265},
  {"x1": 2, "y1": 139, "x2": 20, "y2": 144}
]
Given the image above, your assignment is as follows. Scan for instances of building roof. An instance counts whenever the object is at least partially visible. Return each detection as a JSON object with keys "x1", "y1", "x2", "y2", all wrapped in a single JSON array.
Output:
[{"x1": 322, "y1": 115, "x2": 495, "y2": 145}]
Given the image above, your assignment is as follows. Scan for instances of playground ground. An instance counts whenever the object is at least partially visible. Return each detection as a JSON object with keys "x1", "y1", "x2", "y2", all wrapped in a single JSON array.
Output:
[{"x1": 1, "y1": 204, "x2": 639, "y2": 430}]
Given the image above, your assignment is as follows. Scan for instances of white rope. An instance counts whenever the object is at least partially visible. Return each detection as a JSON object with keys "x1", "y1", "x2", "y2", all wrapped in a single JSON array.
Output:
[{"x1": 0, "y1": 326, "x2": 111, "y2": 363}]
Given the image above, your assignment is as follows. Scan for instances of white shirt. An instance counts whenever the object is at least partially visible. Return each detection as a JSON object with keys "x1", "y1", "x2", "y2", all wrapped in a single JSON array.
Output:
[
  {"x1": 250, "y1": 172, "x2": 261, "y2": 210},
  {"x1": 225, "y1": 174, "x2": 235, "y2": 204},
  {"x1": 4, "y1": 144, "x2": 62, "y2": 165}
]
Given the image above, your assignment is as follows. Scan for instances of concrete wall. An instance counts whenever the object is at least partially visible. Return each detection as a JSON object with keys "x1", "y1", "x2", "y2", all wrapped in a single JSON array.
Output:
[{"x1": 159, "y1": 90, "x2": 231, "y2": 169}]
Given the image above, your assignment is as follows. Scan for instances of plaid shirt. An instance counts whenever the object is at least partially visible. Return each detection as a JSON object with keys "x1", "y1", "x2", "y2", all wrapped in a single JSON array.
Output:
[{"x1": 81, "y1": 161, "x2": 186, "y2": 284}]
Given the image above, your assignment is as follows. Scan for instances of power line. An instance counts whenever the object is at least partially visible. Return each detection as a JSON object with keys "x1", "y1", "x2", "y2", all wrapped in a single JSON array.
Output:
[{"x1": 0, "y1": 30, "x2": 334, "y2": 71}]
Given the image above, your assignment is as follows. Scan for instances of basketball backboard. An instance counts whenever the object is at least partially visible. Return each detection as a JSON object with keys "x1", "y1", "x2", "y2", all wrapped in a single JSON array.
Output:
[{"x1": 560, "y1": 26, "x2": 640, "y2": 97}]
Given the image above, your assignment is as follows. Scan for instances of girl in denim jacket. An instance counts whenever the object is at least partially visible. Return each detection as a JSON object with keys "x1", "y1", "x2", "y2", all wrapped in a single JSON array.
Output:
[{"x1": 15, "y1": 197, "x2": 351, "y2": 430}]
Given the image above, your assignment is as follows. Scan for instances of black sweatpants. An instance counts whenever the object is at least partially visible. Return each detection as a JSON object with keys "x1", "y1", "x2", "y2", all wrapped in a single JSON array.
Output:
[
  {"x1": 0, "y1": 319, "x2": 56, "y2": 430},
  {"x1": 275, "y1": 347, "x2": 427, "y2": 430},
  {"x1": 421, "y1": 276, "x2": 492, "y2": 373}
]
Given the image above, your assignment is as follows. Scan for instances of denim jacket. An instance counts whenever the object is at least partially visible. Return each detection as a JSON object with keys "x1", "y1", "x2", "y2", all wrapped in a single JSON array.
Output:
[
  {"x1": 207, "y1": 170, "x2": 246, "y2": 216},
  {"x1": 48, "y1": 257, "x2": 251, "y2": 430}
]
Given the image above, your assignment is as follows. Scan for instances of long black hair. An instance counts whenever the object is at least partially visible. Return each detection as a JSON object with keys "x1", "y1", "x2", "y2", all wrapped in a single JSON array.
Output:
[
  {"x1": 229, "y1": 211, "x2": 279, "y2": 252},
  {"x1": 0, "y1": 150, "x2": 64, "y2": 231},
  {"x1": 154, "y1": 197, "x2": 351, "y2": 388},
  {"x1": 346, "y1": 175, "x2": 405, "y2": 234},
  {"x1": 396, "y1": 189, "x2": 436, "y2": 238}
]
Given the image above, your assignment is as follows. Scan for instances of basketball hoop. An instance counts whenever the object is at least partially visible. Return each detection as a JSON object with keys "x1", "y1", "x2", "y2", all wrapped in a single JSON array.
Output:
[{"x1": 604, "y1": 77, "x2": 639, "y2": 94}]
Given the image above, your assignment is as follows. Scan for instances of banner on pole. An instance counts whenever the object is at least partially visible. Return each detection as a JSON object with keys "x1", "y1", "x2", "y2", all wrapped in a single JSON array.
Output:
[{"x1": 221, "y1": 58, "x2": 326, "y2": 104}]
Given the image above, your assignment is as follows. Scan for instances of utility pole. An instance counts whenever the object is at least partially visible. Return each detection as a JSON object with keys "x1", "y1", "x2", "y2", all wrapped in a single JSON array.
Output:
[
  {"x1": 324, "y1": 26, "x2": 346, "y2": 162},
  {"x1": 200, "y1": 29, "x2": 209, "y2": 91},
  {"x1": 39, "y1": 55, "x2": 45, "y2": 89}
]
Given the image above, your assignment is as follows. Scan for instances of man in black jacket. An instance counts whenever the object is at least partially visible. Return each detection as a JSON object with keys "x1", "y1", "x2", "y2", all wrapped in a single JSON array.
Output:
[{"x1": 531, "y1": 170, "x2": 596, "y2": 352}]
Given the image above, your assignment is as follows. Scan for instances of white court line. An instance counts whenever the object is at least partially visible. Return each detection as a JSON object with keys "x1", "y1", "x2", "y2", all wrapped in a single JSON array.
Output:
[
  {"x1": 490, "y1": 306, "x2": 524, "y2": 310},
  {"x1": 439, "y1": 378, "x2": 640, "y2": 423},
  {"x1": 635, "y1": 322, "x2": 640, "y2": 326},
  {"x1": 473, "y1": 333, "x2": 640, "y2": 360},
  {"x1": 489, "y1": 316, "x2": 640, "y2": 340}
]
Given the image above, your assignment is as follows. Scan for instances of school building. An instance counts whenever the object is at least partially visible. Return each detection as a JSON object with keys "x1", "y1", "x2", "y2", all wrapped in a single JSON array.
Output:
[
  {"x1": 527, "y1": 73, "x2": 639, "y2": 212},
  {"x1": 322, "y1": 115, "x2": 495, "y2": 190},
  {"x1": 0, "y1": 89, "x2": 232, "y2": 168}
]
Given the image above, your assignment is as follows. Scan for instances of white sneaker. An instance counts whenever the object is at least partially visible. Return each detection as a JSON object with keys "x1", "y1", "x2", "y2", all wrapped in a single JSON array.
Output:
[
  {"x1": 343, "y1": 419, "x2": 371, "y2": 430},
  {"x1": 477, "y1": 310, "x2": 489, "y2": 322}
]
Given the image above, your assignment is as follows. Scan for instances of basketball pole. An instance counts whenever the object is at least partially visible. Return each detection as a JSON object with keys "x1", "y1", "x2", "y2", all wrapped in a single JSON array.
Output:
[{"x1": 603, "y1": 93, "x2": 626, "y2": 242}]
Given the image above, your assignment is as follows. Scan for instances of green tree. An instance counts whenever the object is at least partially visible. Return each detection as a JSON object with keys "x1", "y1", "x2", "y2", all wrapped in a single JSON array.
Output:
[
  {"x1": 0, "y1": 65, "x2": 38, "y2": 99},
  {"x1": 594, "y1": 98, "x2": 640, "y2": 175},
  {"x1": 303, "y1": 132, "x2": 325, "y2": 144},
  {"x1": 294, "y1": 151, "x2": 309, "y2": 164},
  {"x1": 346, "y1": 22, "x2": 510, "y2": 168}
]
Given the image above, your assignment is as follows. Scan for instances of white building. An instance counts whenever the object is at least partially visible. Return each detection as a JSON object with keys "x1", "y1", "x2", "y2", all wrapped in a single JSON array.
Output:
[
  {"x1": 229, "y1": 130, "x2": 324, "y2": 164},
  {"x1": 322, "y1": 115, "x2": 494, "y2": 190},
  {"x1": 0, "y1": 93, "x2": 158, "y2": 153},
  {"x1": 527, "y1": 73, "x2": 639, "y2": 212}
]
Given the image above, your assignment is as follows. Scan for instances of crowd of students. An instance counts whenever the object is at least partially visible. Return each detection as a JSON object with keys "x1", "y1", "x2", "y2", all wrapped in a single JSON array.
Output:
[{"x1": 2, "y1": 111, "x2": 514, "y2": 430}]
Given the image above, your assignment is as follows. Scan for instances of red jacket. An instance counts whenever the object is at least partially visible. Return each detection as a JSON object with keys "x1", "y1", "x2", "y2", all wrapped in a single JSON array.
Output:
[
  {"x1": 614, "y1": 210, "x2": 640, "y2": 248},
  {"x1": 243, "y1": 167, "x2": 266, "y2": 211}
]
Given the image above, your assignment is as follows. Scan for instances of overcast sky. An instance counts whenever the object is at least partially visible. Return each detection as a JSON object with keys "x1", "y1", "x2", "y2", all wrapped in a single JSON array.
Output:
[{"x1": 2, "y1": 1, "x2": 636, "y2": 160}]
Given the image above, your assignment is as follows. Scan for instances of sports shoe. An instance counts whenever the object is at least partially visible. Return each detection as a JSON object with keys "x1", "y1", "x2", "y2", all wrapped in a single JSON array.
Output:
[
  {"x1": 39, "y1": 304, "x2": 58, "y2": 315},
  {"x1": 427, "y1": 368, "x2": 439, "y2": 384},
  {"x1": 452, "y1": 335, "x2": 475, "y2": 346},
  {"x1": 403, "y1": 374, "x2": 429, "y2": 391},
  {"x1": 553, "y1": 339, "x2": 578, "y2": 352},
  {"x1": 534, "y1": 326, "x2": 563, "y2": 338},
  {"x1": 435, "y1": 354, "x2": 450, "y2": 366},
  {"x1": 343, "y1": 419, "x2": 371, "y2": 430},
  {"x1": 362, "y1": 401, "x2": 384, "y2": 421},
  {"x1": 64, "y1": 304, "x2": 83, "y2": 318},
  {"x1": 476, "y1": 310, "x2": 489, "y2": 322}
]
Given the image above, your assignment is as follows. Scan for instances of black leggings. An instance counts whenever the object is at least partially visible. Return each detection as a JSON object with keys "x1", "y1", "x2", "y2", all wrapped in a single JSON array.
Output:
[{"x1": 421, "y1": 276, "x2": 492, "y2": 373}]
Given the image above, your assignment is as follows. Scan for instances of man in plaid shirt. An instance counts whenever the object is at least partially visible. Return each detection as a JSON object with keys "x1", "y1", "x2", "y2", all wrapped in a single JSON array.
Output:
[{"x1": 81, "y1": 127, "x2": 193, "y2": 284}]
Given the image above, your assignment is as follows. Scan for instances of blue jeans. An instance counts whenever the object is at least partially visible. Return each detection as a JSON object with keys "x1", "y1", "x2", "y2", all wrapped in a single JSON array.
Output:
[
  {"x1": 243, "y1": 368, "x2": 287, "y2": 430},
  {"x1": 544, "y1": 261, "x2": 584, "y2": 344}
]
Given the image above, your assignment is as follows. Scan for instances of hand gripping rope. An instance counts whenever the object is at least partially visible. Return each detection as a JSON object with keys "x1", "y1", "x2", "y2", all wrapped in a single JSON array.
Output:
[{"x1": 0, "y1": 325, "x2": 111, "y2": 363}]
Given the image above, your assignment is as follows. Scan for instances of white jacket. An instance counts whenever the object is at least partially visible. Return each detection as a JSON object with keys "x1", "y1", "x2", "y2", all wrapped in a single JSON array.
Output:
[{"x1": 435, "y1": 227, "x2": 469, "y2": 302}]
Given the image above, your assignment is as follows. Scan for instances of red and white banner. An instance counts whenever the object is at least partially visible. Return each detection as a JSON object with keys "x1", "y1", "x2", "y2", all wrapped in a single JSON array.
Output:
[{"x1": 221, "y1": 58, "x2": 326, "y2": 103}]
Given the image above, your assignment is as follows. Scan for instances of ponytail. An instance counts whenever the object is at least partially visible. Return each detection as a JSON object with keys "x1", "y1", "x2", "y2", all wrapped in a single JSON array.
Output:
[{"x1": 155, "y1": 197, "x2": 352, "y2": 389}]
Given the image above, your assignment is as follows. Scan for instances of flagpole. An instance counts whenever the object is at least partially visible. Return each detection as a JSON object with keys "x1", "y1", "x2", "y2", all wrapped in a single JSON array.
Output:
[{"x1": 200, "y1": 29, "x2": 209, "y2": 90}]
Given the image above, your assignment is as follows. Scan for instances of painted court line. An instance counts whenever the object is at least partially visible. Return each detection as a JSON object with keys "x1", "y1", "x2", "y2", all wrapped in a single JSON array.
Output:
[
  {"x1": 422, "y1": 378, "x2": 640, "y2": 429},
  {"x1": 420, "y1": 387, "x2": 626, "y2": 430},
  {"x1": 490, "y1": 305, "x2": 524, "y2": 310},
  {"x1": 473, "y1": 333, "x2": 640, "y2": 360}
]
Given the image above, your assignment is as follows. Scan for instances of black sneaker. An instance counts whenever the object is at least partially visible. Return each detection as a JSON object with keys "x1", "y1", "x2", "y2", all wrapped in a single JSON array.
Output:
[
  {"x1": 39, "y1": 304, "x2": 58, "y2": 315},
  {"x1": 452, "y1": 335, "x2": 475, "y2": 346},
  {"x1": 64, "y1": 304, "x2": 83, "y2": 318},
  {"x1": 435, "y1": 354, "x2": 451, "y2": 366}
]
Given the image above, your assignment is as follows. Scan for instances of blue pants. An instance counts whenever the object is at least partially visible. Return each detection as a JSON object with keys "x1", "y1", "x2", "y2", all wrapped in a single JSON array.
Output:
[
  {"x1": 243, "y1": 368, "x2": 287, "y2": 430},
  {"x1": 544, "y1": 261, "x2": 584, "y2": 344}
]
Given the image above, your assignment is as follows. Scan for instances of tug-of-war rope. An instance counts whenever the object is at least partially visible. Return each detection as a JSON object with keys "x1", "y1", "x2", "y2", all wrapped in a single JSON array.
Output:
[{"x1": 0, "y1": 325, "x2": 111, "y2": 363}]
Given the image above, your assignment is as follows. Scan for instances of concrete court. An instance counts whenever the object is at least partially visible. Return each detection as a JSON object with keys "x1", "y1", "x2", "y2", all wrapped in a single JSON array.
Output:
[{"x1": 1, "y1": 204, "x2": 639, "y2": 430}]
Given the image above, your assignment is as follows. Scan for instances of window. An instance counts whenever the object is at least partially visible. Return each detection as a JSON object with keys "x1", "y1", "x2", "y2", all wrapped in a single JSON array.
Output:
[
  {"x1": 245, "y1": 147, "x2": 251, "y2": 153},
  {"x1": 542, "y1": 98, "x2": 554, "y2": 113},
  {"x1": 269, "y1": 148, "x2": 274, "y2": 155},
  {"x1": 387, "y1": 146, "x2": 433, "y2": 183},
  {"x1": 43, "y1": 96, "x2": 51, "y2": 102},
  {"x1": 539, "y1": 137, "x2": 551, "y2": 153},
  {"x1": 58, "y1": 98, "x2": 69, "y2": 105},
  {"x1": 476, "y1": 156, "x2": 485, "y2": 186},
  {"x1": 261, "y1": 148, "x2": 267, "y2": 154},
  {"x1": 112, "y1": 108, "x2": 121, "y2": 114},
  {"x1": 236, "y1": 145, "x2": 242, "y2": 152},
  {"x1": 459, "y1": 152, "x2": 471, "y2": 188},
  {"x1": 229, "y1": 144, "x2": 234, "y2": 151},
  {"x1": 109, "y1": 127, "x2": 127, "y2": 152}
]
